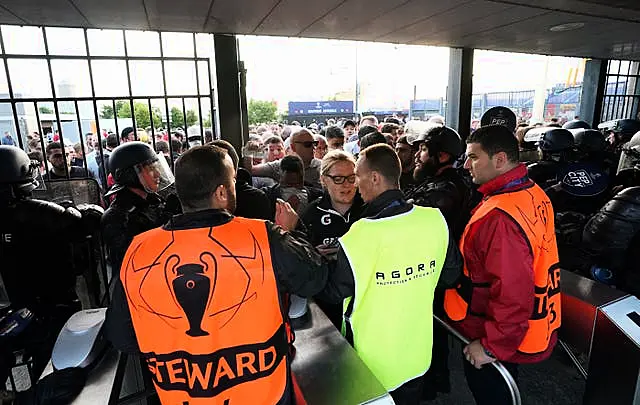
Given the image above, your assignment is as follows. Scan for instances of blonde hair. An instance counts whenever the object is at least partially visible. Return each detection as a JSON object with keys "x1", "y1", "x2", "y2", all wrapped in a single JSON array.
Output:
[{"x1": 321, "y1": 150, "x2": 356, "y2": 176}]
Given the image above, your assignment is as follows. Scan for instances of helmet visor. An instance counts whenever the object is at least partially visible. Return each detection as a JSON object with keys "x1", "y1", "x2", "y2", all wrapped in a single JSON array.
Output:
[
  {"x1": 617, "y1": 144, "x2": 640, "y2": 174},
  {"x1": 134, "y1": 152, "x2": 174, "y2": 194}
]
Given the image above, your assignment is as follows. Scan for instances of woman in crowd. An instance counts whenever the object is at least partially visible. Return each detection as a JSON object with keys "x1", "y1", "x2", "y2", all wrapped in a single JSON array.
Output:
[{"x1": 300, "y1": 150, "x2": 363, "y2": 328}]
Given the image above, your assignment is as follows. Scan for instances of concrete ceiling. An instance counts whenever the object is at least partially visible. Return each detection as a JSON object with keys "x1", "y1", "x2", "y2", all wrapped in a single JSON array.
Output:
[{"x1": 0, "y1": 0, "x2": 639, "y2": 60}]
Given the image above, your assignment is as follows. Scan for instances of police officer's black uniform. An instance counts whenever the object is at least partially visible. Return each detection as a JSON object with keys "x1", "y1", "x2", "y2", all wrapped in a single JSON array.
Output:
[
  {"x1": 0, "y1": 146, "x2": 85, "y2": 379},
  {"x1": 405, "y1": 126, "x2": 472, "y2": 400},
  {"x1": 527, "y1": 128, "x2": 575, "y2": 189},
  {"x1": 101, "y1": 142, "x2": 177, "y2": 275}
]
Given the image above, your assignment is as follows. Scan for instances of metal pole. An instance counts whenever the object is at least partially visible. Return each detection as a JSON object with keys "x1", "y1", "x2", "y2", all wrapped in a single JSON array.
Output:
[
  {"x1": 74, "y1": 100, "x2": 89, "y2": 177},
  {"x1": 33, "y1": 102, "x2": 51, "y2": 180},
  {"x1": 42, "y1": 27, "x2": 69, "y2": 179},
  {"x1": 193, "y1": 34, "x2": 205, "y2": 144},
  {"x1": 0, "y1": 30, "x2": 23, "y2": 150},
  {"x1": 122, "y1": 30, "x2": 136, "y2": 136},
  {"x1": 84, "y1": 28, "x2": 108, "y2": 190},
  {"x1": 434, "y1": 315, "x2": 522, "y2": 405},
  {"x1": 159, "y1": 32, "x2": 174, "y2": 167}
]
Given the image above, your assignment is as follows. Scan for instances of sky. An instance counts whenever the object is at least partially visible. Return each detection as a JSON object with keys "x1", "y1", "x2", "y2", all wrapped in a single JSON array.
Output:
[
  {"x1": 238, "y1": 35, "x2": 586, "y2": 112},
  {"x1": 0, "y1": 25, "x2": 586, "y2": 115}
]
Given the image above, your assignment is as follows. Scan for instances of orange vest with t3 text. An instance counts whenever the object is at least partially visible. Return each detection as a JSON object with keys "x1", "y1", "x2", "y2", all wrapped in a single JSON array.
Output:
[
  {"x1": 444, "y1": 183, "x2": 561, "y2": 355},
  {"x1": 121, "y1": 216, "x2": 289, "y2": 405}
]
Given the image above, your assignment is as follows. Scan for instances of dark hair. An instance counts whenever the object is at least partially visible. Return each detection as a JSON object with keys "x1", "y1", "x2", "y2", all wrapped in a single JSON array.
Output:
[
  {"x1": 263, "y1": 135, "x2": 283, "y2": 145},
  {"x1": 28, "y1": 151, "x2": 43, "y2": 163},
  {"x1": 325, "y1": 125, "x2": 345, "y2": 140},
  {"x1": 381, "y1": 123, "x2": 400, "y2": 133},
  {"x1": 209, "y1": 139, "x2": 239, "y2": 170},
  {"x1": 171, "y1": 138, "x2": 182, "y2": 153},
  {"x1": 204, "y1": 129, "x2": 213, "y2": 144},
  {"x1": 343, "y1": 119, "x2": 356, "y2": 128},
  {"x1": 155, "y1": 140, "x2": 169, "y2": 154},
  {"x1": 466, "y1": 125, "x2": 519, "y2": 163},
  {"x1": 358, "y1": 125, "x2": 378, "y2": 141},
  {"x1": 175, "y1": 145, "x2": 231, "y2": 211},
  {"x1": 106, "y1": 134, "x2": 118, "y2": 149},
  {"x1": 360, "y1": 131, "x2": 387, "y2": 149},
  {"x1": 384, "y1": 117, "x2": 401, "y2": 125},
  {"x1": 360, "y1": 143, "x2": 401, "y2": 187},
  {"x1": 45, "y1": 142, "x2": 61, "y2": 154},
  {"x1": 280, "y1": 154, "x2": 303, "y2": 174},
  {"x1": 121, "y1": 127, "x2": 135, "y2": 140},
  {"x1": 396, "y1": 135, "x2": 415, "y2": 148}
]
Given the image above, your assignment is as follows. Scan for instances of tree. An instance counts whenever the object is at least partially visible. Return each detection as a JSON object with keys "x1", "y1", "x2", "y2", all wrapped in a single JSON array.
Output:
[
  {"x1": 248, "y1": 99, "x2": 277, "y2": 125},
  {"x1": 186, "y1": 110, "x2": 199, "y2": 127},
  {"x1": 170, "y1": 107, "x2": 184, "y2": 128},
  {"x1": 39, "y1": 106, "x2": 53, "y2": 115},
  {"x1": 133, "y1": 102, "x2": 163, "y2": 129},
  {"x1": 99, "y1": 101, "x2": 130, "y2": 119}
]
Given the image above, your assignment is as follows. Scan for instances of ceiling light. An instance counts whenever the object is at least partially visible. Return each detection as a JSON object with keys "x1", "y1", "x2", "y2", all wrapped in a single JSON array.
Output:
[{"x1": 549, "y1": 22, "x2": 585, "y2": 32}]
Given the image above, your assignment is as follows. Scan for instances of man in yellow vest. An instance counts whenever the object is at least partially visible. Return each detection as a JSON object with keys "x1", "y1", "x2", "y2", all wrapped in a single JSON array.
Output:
[
  {"x1": 444, "y1": 125, "x2": 561, "y2": 405},
  {"x1": 321, "y1": 144, "x2": 462, "y2": 405}
]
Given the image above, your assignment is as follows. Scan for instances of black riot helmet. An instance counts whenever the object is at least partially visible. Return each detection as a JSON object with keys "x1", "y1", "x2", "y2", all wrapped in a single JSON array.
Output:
[
  {"x1": 106, "y1": 141, "x2": 173, "y2": 196},
  {"x1": 0, "y1": 145, "x2": 41, "y2": 198},
  {"x1": 539, "y1": 128, "x2": 574, "y2": 153},
  {"x1": 599, "y1": 119, "x2": 640, "y2": 144},
  {"x1": 570, "y1": 129, "x2": 607, "y2": 154},
  {"x1": 562, "y1": 119, "x2": 591, "y2": 130},
  {"x1": 409, "y1": 125, "x2": 463, "y2": 161}
]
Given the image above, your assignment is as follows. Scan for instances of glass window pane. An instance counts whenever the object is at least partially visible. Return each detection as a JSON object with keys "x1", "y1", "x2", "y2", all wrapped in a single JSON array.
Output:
[
  {"x1": 165, "y1": 61, "x2": 197, "y2": 96},
  {"x1": 0, "y1": 60, "x2": 9, "y2": 98},
  {"x1": 0, "y1": 103, "x2": 19, "y2": 147},
  {"x1": 195, "y1": 34, "x2": 214, "y2": 58},
  {"x1": 57, "y1": 101, "x2": 83, "y2": 152},
  {"x1": 91, "y1": 60, "x2": 129, "y2": 97},
  {"x1": 87, "y1": 29, "x2": 125, "y2": 56},
  {"x1": 46, "y1": 27, "x2": 86, "y2": 56},
  {"x1": 200, "y1": 97, "x2": 214, "y2": 136},
  {"x1": 184, "y1": 98, "x2": 201, "y2": 131},
  {"x1": 96, "y1": 100, "x2": 119, "y2": 136},
  {"x1": 130, "y1": 60, "x2": 164, "y2": 96},
  {"x1": 198, "y1": 61, "x2": 211, "y2": 96},
  {"x1": 51, "y1": 59, "x2": 92, "y2": 97},
  {"x1": 168, "y1": 99, "x2": 185, "y2": 131},
  {"x1": 162, "y1": 32, "x2": 194, "y2": 58},
  {"x1": 16, "y1": 102, "x2": 41, "y2": 153},
  {"x1": 7, "y1": 59, "x2": 52, "y2": 98},
  {"x1": 2, "y1": 26, "x2": 45, "y2": 55},
  {"x1": 151, "y1": 98, "x2": 168, "y2": 133},
  {"x1": 115, "y1": 99, "x2": 134, "y2": 135},
  {"x1": 125, "y1": 31, "x2": 160, "y2": 57}
]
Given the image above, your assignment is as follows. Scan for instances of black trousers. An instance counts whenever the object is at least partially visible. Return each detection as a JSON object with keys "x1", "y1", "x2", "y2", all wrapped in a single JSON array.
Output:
[
  {"x1": 390, "y1": 374, "x2": 425, "y2": 405},
  {"x1": 463, "y1": 358, "x2": 519, "y2": 405}
]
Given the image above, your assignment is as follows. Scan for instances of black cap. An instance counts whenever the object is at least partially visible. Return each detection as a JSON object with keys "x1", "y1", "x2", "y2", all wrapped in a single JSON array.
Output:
[
  {"x1": 563, "y1": 120, "x2": 591, "y2": 130},
  {"x1": 343, "y1": 119, "x2": 356, "y2": 128},
  {"x1": 357, "y1": 125, "x2": 378, "y2": 140}
]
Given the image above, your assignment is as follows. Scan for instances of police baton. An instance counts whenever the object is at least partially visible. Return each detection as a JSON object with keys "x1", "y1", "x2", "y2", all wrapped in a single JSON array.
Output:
[{"x1": 433, "y1": 315, "x2": 522, "y2": 405}]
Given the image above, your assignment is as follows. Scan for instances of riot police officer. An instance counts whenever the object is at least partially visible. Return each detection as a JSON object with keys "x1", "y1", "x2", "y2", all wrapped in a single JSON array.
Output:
[
  {"x1": 404, "y1": 125, "x2": 472, "y2": 400},
  {"x1": 527, "y1": 127, "x2": 575, "y2": 189},
  {"x1": 599, "y1": 119, "x2": 640, "y2": 169},
  {"x1": 101, "y1": 141, "x2": 176, "y2": 276},
  {"x1": 562, "y1": 119, "x2": 591, "y2": 130},
  {"x1": 406, "y1": 125, "x2": 472, "y2": 240},
  {"x1": 583, "y1": 187, "x2": 640, "y2": 293},
  {"x1": 0, "y1": 145, "x2": 84, "y2": 379},
  {"x1": 612, "y1": 131, "x2": 640, "y2": 192}
]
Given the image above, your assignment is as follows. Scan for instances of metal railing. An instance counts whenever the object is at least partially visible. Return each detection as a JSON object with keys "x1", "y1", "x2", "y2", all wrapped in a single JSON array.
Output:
[{"x1": 434, "y1": 315, "x2": 522, "y2": 405}]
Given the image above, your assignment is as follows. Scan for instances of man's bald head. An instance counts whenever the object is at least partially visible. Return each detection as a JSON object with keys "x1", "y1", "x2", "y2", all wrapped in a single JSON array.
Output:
[{"x1": 290, "y1": 128, "x2": 316, "y2": 166}]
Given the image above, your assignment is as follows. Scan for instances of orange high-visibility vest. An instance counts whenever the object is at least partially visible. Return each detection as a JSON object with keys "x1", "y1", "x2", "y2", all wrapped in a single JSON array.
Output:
[
  {"x1": 444, "y1": 183, "x2": 561, "y2": 355},
  {"x1": 121, "y1": 217, "x2": 289, "y2": 404}
]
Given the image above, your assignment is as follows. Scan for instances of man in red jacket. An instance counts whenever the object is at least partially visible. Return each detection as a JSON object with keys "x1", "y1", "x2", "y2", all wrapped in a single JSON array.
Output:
[{"x1": 445, "y1": 125, "x2": 560, "y2": 405}]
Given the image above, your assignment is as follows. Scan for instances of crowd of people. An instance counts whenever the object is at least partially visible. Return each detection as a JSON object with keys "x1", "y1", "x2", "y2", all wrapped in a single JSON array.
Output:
[{"x1": 4, "y1": 108, "x2": 640, "y2": 405}]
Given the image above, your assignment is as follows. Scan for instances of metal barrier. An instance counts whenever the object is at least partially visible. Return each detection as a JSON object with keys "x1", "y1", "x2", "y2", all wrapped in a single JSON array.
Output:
[{"x1": 434, "y1": 315, "x2": 523, "y2": 405}]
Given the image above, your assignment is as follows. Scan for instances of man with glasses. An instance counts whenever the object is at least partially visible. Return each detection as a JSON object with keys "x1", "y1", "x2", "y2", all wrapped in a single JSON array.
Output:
[
  {"x1": 45, "y1": 141, "x2": 85, "y2": 180},
  {"x1": 249, "y1": 128, "x2": 322, "y2": 188}
]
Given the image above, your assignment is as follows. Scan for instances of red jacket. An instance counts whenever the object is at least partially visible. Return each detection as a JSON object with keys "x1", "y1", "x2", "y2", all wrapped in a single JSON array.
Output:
[{"x1": 456, "y1": 164, "x2": 557, "y2": 363}]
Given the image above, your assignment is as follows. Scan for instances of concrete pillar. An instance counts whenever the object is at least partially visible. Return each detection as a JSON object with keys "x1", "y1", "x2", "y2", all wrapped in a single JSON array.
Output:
[
  {"x1": 213, "y1": 34, "x2": 247, "y2": 153},
  {"x1": 579, "y1": 59, "x2": 608, "y2": 127},
  {"x1": 446, "y1": 48, "x2": 474, "y2": 140}
]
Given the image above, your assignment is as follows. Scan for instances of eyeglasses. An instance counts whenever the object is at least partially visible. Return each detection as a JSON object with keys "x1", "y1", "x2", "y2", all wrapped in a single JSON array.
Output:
[
  {"x1": 294, "y1": 140, "x2": 319, "y2": 148},
  {"x1": 324, "y1": 174, "x2": 356, "y2": 184}
]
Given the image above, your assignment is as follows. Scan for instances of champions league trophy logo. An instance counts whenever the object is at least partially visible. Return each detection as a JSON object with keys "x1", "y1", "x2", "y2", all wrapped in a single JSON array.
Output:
[{"x1": 165, "y1": 253, "x2": 217, "y2": 337}]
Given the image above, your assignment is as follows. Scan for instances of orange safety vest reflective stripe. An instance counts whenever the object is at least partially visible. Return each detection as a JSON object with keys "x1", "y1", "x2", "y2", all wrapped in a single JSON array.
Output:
[
  {"x1": 121, "y1": 217, "x2": 289, "y2": 404},
  {"x1": 444, "y1": 183, "x2": 561, "y2": 355}
]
